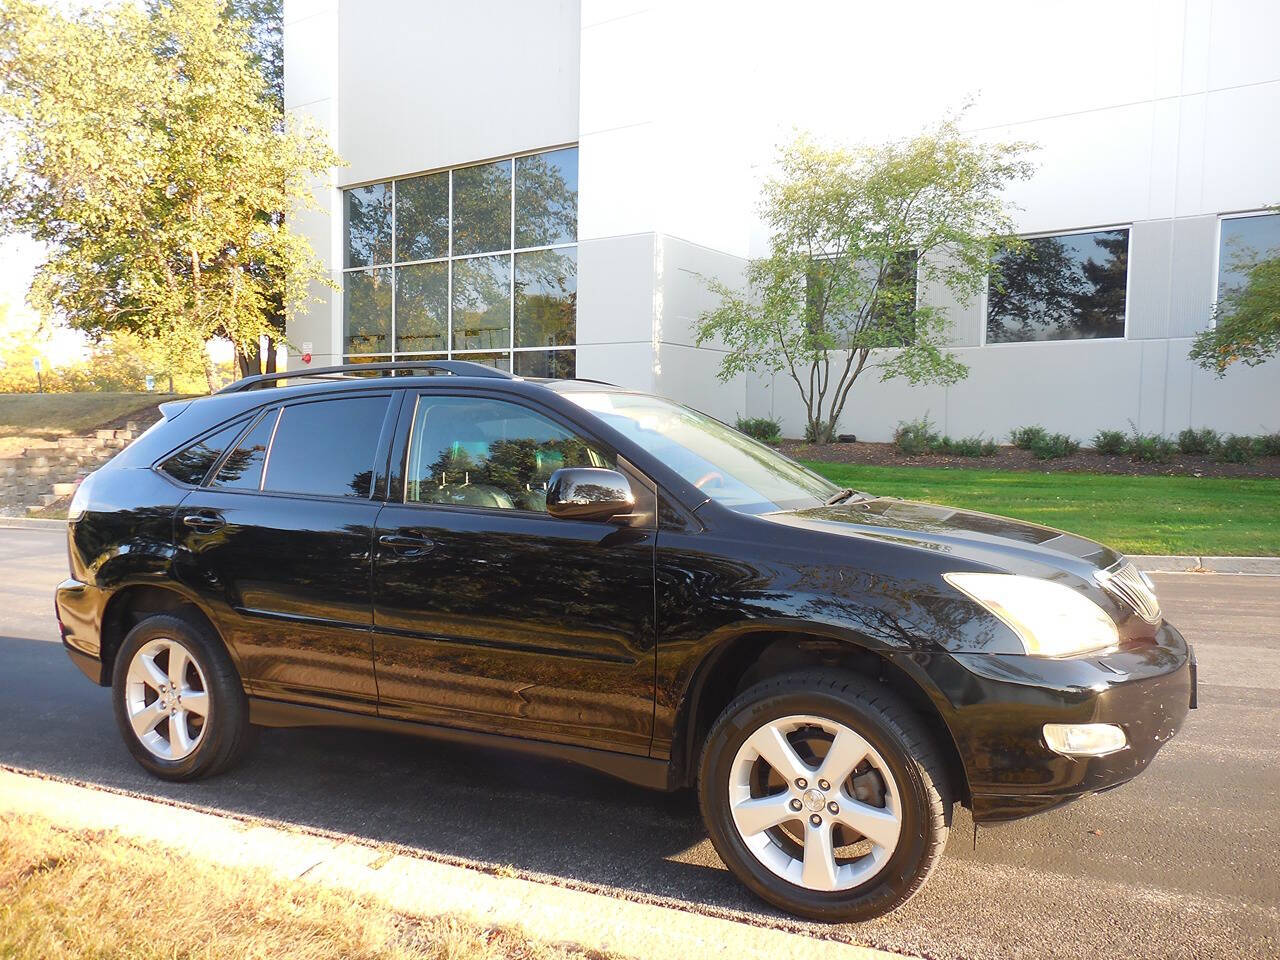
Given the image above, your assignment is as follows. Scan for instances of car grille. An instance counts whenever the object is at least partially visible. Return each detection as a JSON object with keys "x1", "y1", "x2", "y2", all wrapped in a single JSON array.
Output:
[{"x1": 1096, "y1": 560, "x2": 1161, "y2": 624}]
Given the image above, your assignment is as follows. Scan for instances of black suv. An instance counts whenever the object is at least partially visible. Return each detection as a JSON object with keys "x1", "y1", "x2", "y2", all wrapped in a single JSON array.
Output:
[{"x1": 55, "y1": 361, "x2": 1195, "y2": 921}]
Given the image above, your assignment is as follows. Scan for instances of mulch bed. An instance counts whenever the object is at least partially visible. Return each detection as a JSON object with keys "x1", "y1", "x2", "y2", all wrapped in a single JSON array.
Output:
[{"x1": 780, "y1": 440, "x2": 1280, "y2": 478}]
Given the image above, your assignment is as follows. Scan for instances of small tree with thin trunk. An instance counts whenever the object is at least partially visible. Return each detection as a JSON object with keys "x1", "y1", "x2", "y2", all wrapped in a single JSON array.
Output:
[{"x1": 697, "y1": 120, "x2": 1034, "y2": 443}]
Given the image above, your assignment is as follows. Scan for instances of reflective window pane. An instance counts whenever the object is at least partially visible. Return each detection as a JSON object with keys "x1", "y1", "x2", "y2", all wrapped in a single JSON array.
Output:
[
  {"x1": 986, "y1": 229, "x2": 1128, "y2": 343},
  {"x1": 405, "y1": 396, "x2": 606, "y2": 510},
  {"x1": 514, "y1": 349, "x2": 575, "y2": 379},
  {"x1": 452, "y1": 351, "x2": 512, "y2": 372},
  {"x1": 264, "y1": 397, "x2": 389, "y2": 498},
  {"x1": 515, "y1": 247, "x2": 576, "y2": 348},
  {"x1": 452, "y1": 255, "x2": 511, "y2": 351},
  {"x1": 161, "y1": 420, "x2": 246, "y2": 486},
  {"x1": 515, "y1": 148, "x2": 578, "y2": 248},
  {"x1": 210, "y1": 410, "x2": 278, "y2": 491},
  {"x1": 344, "y1": 183, "x2": 392, "y2": 268},
  {"x1": 344, "y1": 267, "x2": 392, "y2": 354},
  {"x1": 395, "y1": 172, "x2": 449, "y2": 262},
  {"x1": 452, "y1": 160, "x2": 511, "y2": 256},
  {"x1": 1219, "y1": 213, "x2": 1280, "y2": 300},
  {"x1": 395, "y1": 262, "x2": 448, "y2": 354}
]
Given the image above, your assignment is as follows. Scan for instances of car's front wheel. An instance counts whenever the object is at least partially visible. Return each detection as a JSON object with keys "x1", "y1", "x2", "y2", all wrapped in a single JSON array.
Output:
[
  {"x1": 111, "y1": 613, "x2": 252, "y2": 781},
  {"x1": 698, "y1": 670, "x2": 951, "y2": 921}
]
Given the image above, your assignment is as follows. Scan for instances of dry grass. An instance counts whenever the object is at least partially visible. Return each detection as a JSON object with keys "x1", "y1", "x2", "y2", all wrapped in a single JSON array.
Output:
[
  {"x1": 0, "y1": 392, "x2": 183, "y2": 456},
  {"x1": 0, "y1": 811, "x2": 620, "y2": 960}
]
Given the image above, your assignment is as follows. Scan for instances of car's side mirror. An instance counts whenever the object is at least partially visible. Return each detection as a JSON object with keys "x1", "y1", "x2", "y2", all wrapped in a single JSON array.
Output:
[{"x1": 545, "y1": 467, "x2": 636, "y2": 522}]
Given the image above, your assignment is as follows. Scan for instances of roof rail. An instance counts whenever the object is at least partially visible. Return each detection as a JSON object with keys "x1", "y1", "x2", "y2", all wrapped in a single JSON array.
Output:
[{"x1": 216, "y1": 360, "x2": 515, "y2": 395}]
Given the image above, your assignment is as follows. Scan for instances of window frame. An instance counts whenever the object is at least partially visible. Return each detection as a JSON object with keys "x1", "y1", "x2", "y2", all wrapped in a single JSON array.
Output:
[
  {"x1": 1211, "y1": 209, "x2": 1280, "y2": 328},
  {"x1": 153, "y1": 416, "x2": 255, "y2": 489},
  {"x1": 205, "y1": 405, "x2": 281, "y2": 492},
  {"x1": 390, "y1": 387, "x2": 632, "y2": 521},
  {"x1": 339, "y1": 143, "x2": 579, "y2": 373},
  {"x1": 980, "y1": 223, "x2": 1133, "y2": 347},
  {"x1": 160, "y1": 391, "x2": 398, "y2": 504}
]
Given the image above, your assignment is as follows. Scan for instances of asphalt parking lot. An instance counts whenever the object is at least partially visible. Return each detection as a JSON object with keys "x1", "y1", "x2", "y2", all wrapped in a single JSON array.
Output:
[{"x1": 1, "y1": 524, "x2": 1276, "y2": 960}]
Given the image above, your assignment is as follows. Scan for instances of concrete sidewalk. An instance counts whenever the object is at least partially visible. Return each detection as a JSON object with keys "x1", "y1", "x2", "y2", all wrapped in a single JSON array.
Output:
[{"x1": 0, "y1": 765, "x2": 904, "y2": 960}]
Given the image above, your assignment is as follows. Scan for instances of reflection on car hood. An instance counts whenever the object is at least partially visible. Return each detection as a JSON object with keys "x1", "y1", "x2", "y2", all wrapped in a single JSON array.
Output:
[{"x1": 765, "y1": 498, "x2": 1121, "y2": 576}]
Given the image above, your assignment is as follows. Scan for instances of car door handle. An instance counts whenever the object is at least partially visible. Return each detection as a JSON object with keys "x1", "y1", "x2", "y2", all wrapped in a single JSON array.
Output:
[
  {"x1": 378, "y1": 533, "x2": 435, "y2": 556},
  {"x1": 182, "y1": 510, "x2": 225, "y2": 533}
]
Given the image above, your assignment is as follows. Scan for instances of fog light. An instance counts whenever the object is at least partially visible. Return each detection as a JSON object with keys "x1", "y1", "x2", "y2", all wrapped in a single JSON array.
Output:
[{"x1": 1043, "y1": 723, "x2": 1127, "y2": 757}]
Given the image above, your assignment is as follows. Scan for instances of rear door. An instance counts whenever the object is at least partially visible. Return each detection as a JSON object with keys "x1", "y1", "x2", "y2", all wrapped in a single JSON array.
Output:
[
  {"x1": 173, "y1": 391, "x2": 396, "y2": 714},
  {"x1": 371, "y1": 390, "x2": 657, "y2": 755}
]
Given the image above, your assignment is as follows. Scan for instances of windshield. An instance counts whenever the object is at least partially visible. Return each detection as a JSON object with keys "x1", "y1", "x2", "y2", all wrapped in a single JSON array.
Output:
[{"x1": 562, "y1": 391, "x2": 839, "y2": 514}]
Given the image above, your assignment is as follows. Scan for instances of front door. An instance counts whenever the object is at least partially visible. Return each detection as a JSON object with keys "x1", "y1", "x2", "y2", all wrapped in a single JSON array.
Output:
[
  {"x1": 174, "y1": 393, "x2": 395, "y2": 714},
  {"x1": 372, "y1": 392, "x2": 656, "y2": 755}
]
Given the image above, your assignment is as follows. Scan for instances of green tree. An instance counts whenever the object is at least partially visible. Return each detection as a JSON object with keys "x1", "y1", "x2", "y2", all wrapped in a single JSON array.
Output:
[
  {"x1": 0, "y1": 0, "x2": 338, "y2": 388},
  {"x1": 697, "y1": 120, "x2": 1034, "y2": 443},
  {"x1": 1190, "y1": 206, "x2": 1280, "y2": 375}
]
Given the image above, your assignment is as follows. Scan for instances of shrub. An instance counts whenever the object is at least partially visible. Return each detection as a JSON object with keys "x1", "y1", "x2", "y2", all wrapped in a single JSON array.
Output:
[
  {"x1": 934, "y1": 435, "x2": 998, "y2": 457},
  {"x1": 1254, "y1": 433, "x2": 1280, "y2": 457},
  {"x1": 1127, "y1": 424, "x2": 1175, "y2": 463},
  {"x1": 1217, "y1": 434, "x2": 1256, "y2": 463},
  {"x1": 1029, "y1": 433, "x2": 1080, "y2": 460},
  {"x1": 1092, "y1": 429, "x2": 1127, "y2": 455},
  {"x1": 1009, "y1": 425, "x2": 1049, "y2": 450},
  {"x1": 735, "y1": 416, "x2": 782, "y2": 445},
  {"x1": 1177, "y1": 427, "x2": 1221, "y2": 456},
  {"x1": 894, "y1": 416, "x2": 939, "y2": 455}
]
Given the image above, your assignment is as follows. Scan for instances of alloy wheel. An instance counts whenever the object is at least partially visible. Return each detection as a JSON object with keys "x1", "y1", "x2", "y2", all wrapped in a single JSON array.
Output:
[
  {"x1": 728, "y1": 713, "x2": 902, "y2": 891},
  {"x1": 123, "y1": 637, "x2": 210, "y2": 761}
]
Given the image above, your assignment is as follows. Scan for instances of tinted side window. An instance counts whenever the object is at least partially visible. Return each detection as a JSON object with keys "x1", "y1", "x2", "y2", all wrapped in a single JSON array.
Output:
[
  {"x1": 263, "y1": 396, "x2": 389, "y2": 498},
  {"x1": 405, "y1": 396, "x2": 609, "y2": 512},
  {"x1": 160, "y1": 420, "x2": 246, "y2": 486},
  {"x1": 209, "y1": 409, "x2": 278, "y2": 491}
]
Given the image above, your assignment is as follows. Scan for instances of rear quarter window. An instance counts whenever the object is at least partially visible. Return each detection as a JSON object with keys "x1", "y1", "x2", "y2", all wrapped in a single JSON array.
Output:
[{"x1": 158, "y1": 420, "x2": 246, "y2": 486}]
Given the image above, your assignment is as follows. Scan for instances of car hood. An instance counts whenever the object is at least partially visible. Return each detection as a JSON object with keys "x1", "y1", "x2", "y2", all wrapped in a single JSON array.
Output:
[{"x1": 763, "y1": 498, "x2": 1121, "y2": 579}]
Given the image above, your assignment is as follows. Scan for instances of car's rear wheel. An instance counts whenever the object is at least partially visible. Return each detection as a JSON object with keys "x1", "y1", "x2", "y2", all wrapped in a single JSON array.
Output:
[
  {"x1": 111, "y1": 613, "x2": 252, "y2": 781},
  {"x1": 698, "y1": 669, "x2": 951, "y2": 921}
]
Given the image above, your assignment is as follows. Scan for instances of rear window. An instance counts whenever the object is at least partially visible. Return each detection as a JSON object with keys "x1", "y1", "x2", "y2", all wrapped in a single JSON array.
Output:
[
  {"x1": 159, "y1": 420, "x2": 246, "y2": 486},
  {"x1": 262, "y1": 396, "x2": 388, "y2": 498}
]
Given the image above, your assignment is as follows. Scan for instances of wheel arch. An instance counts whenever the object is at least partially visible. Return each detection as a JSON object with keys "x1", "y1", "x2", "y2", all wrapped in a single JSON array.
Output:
[
  {"x1": 669, "y1": 626, "x2": 972, "y2": 806},
  {"x1": 99, "y1": 583, "x2": 234, "y2": 686}
]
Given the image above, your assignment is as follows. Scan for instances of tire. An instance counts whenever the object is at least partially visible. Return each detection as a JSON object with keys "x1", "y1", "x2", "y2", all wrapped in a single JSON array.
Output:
[
  {"x1": 698, "y1": 669, "x2": 951, "y2": 921},
  {"x1": 111, "y1": 612, "x2": 253, "y2": 781}
]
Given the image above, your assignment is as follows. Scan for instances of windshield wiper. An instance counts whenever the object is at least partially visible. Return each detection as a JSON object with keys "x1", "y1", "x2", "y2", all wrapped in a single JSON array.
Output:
[{"x1": 824, "y1": 487, "x2": 873, "y2": 506}]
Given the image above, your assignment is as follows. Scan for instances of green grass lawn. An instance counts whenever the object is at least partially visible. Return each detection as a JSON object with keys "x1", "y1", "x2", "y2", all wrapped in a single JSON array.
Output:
[{"x1": 803, "y1": 461, "x2": 1280, "y2": 556}]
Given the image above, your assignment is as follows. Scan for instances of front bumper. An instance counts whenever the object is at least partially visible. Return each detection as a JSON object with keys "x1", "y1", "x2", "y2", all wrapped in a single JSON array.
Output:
[{"x1": 936, "y1": 621, "x2": 1196, "y2": 822}]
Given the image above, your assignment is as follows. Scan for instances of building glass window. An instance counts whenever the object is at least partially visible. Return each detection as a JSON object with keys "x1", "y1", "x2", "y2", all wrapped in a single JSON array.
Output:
[
  {"x1": 342, "y1": 147, "x2": 577, "y2": 374},
  {"x1": 343, "y1": 183, "x2": 392, "y2": 269},
  {"x1": 986, "y1": 228, "x2": 1129, "y2": 343},
  {"x1": 1218, "y1": 212, "x2": 1280, "y2": 302},
  {"x1": 394, "y1": 172, "x2": 449, "y2": 263}
]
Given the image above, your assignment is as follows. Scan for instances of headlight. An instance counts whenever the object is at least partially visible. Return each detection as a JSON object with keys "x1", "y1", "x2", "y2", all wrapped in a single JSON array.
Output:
[{"x1": 944, "y1": 572, "x2": 1119, "y2": 657}]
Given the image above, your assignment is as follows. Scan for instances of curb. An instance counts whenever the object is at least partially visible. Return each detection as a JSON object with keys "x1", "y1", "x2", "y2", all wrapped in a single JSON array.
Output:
[
  {"x1": 1129, "y1": 555, "x2": 1280, "y2": 575},
  {"x1": 0, "y1": 767, "x2": 905, "y2": 960},
  {"x1": 0, "y1": 516, "x2": 66, "y2": 529}
]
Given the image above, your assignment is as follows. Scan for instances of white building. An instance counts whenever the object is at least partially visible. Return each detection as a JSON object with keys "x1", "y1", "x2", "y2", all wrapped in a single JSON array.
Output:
[{"x1": 283, "y1": 0, "x2": 1280, "y2": 442}]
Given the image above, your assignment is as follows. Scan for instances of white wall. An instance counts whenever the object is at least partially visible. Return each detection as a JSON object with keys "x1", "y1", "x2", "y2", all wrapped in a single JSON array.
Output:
[
  {"x1": 571, "y1": 0, "x2": 1280, "y2": 439},
  {"x1": 288, "y1": 0, "x2": 1280, "y2": 440},
  {"x1": 336, "y1": 0, "x2": 580, "y2": 186}
]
